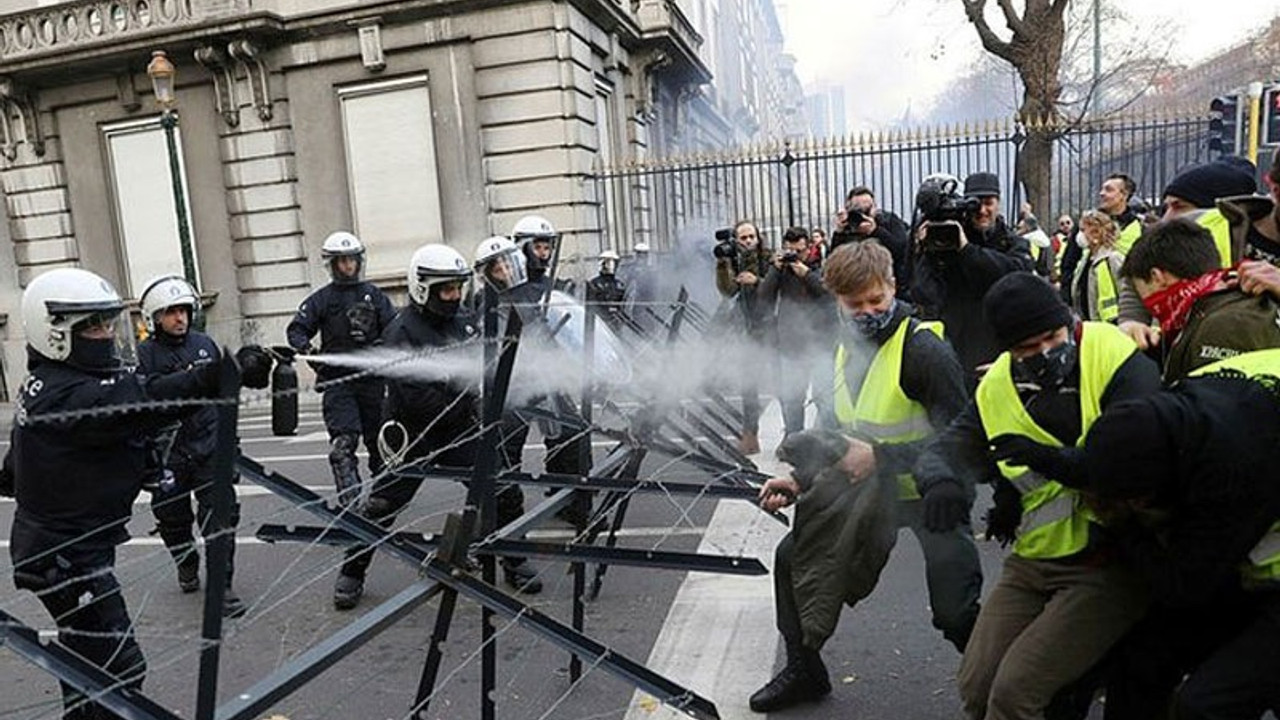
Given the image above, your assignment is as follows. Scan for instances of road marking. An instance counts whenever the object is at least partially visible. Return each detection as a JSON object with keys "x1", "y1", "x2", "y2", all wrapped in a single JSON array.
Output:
[{"x1": 624, "y1": 406, "x2": 789, "y2": 720}]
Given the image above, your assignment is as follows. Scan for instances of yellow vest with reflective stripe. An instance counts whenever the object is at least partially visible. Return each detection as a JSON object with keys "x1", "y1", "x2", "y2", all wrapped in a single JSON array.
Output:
[
  {"x1": 1190, "y1": 349, "x2": 1280, "y2": 583},
  {"x1": 975, "y1": 322, "x2": 1138, "y2": 559},
  {"x1": 1115, "y1": 219, "x2": 1144, "y2": 254},
  {"x1": 833, "y1": 318, "x2": 944, "y2": 500},
  {"x1": 1090, "y1": 253, "x2": 1120, "y2": 323}
]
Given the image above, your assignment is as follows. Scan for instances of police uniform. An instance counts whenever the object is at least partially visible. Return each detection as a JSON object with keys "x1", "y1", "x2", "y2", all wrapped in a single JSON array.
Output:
[{"x1": 286, "y1": 278, "x2": 395, "y2": 498}]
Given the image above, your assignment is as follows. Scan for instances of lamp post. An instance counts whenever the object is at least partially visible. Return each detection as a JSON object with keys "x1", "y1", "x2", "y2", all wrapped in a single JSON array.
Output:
[{"x1": 147, "y1": 50, "x2": 198, "y2": 289}]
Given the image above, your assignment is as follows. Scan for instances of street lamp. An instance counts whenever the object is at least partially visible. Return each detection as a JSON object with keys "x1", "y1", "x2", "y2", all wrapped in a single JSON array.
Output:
[{"x1": 147, "y1": 49, "x2": 198, "y2": 289}]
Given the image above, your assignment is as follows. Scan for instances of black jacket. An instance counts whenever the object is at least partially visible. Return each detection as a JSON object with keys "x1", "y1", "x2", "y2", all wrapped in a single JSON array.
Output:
[
  {"x1": 911, "y1": 216, "x2": 1035, "y2": 376},
  {"x1": 137, "y1": 330, "x2": 221, "y2": 481},
  {"x1": 1098, "y1": 377, "x2": 1280, "y2": 605},
  {"x1": 756, "y1": 261, "x2": 835, "y2": 350},
  {"x1": 914, "y1": 347, "x2": 1162, "y2": 498},
  {"x1": 287, "y1": 281, "x2": 396, "y2": 381},
  {"x1": 8, "y1": 352, "x2": 209, "y2": 570},
  {"x1": 831, "y1": 211, "x2": 912, "y2": 290},
  {"x1": 381, "y1": 306, "x2": 481, "y2": 464}
]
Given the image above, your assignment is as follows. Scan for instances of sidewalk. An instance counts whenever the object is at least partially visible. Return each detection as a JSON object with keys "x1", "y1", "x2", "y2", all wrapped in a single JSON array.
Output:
[{"x1": 624, "y1": 401, "x2": 792, "y2": 720}]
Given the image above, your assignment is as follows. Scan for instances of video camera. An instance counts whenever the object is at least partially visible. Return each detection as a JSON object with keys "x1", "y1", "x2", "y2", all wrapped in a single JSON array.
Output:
[
  {"x1": 915, "y1": 174, "x2": 980, "y2": 253},
  {"x1": 712, "y1": 227, "x2": 738, "y2": 265}
]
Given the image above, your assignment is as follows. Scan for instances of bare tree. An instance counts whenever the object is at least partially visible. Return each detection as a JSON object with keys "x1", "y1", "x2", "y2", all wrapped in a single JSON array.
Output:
[{"x1": 960, "y1": 0, "x2": 1069, "y2": 218}]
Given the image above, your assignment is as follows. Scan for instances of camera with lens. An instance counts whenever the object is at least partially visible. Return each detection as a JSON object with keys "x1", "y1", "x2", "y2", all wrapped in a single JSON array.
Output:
[
  {"x1": 712, "y1": 227, "x2": 738, "y2": 262},
  {"x1": 915, "y1": 174, "x2": 980, "y2": 253},
  {"x1": 780, "y1": 250, "x2": 800, "y2": 266}
]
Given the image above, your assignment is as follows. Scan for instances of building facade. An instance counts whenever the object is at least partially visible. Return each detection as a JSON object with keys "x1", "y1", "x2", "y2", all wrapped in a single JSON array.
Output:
[{"x1": 0, "y1": 0, "x2": 800, "y2": 396}]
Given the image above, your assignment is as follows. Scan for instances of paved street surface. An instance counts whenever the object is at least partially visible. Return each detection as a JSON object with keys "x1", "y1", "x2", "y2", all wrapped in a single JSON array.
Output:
[{"x1": 1, "y1": 398, "x2": 1093, "y2": 720}]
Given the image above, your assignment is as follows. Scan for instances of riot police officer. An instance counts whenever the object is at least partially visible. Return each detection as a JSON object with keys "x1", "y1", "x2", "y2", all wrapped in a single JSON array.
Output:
[
  {"x1": 137, "y1": 275, "x2": 246, "y2": 618},
  {"x1": 286, "y1": 231, "x2": 395, "y2": 507},
  {"x1": 4, "y1": 268, "x2": 268, "y2": 719},
  {"x1": 333, "y1": 244, "x2": 480, "y2": 609},
  {"x1": 511, "y1": 215, "x2": 558, "y2": 293},
  {"x1": 585, "y1": 250, "x2": 628, "y2": 329}
]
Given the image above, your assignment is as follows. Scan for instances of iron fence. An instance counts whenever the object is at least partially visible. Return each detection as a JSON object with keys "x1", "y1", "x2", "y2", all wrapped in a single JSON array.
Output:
[{"x1": 594, "y1": 111, "x2": 1216, "y2": 253}]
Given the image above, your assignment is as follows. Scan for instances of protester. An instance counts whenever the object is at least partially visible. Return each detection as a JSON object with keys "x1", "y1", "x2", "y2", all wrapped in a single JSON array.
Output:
[{"x1": 1070, "y1": 210, "x2": 1125, "y2": 324}]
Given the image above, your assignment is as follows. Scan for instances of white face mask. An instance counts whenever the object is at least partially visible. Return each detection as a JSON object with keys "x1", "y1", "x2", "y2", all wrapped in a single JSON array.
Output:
[{"x1": 1076, "y1": 233, "x2": 1089, "y2": 249}]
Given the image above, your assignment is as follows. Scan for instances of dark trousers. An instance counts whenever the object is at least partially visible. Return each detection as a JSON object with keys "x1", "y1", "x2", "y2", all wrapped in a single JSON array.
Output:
[
  {"x1": 1104, "y1": 588, "x2": 1280, "y2": 720},
  {"x1": 150, "y1": 474, "x2": 240, "y2": 582},
  {"x1": 774, "y1": 500, "x2": 983, "y2": 658},
  {"x1": 32, "y1": 553, "x2": 146, "y2": 719},
  {"x1": 322, "y1": 379, "x2": 386, "y2": 477}
]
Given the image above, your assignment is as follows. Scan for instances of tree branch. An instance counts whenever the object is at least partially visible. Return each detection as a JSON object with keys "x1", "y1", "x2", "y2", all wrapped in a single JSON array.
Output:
[
  {"x1": 962, "y1": 0, "x2": 1015, "y2": 62},
  {"x1": 996, "y1": 0, "x2": 1029, "y2": 37}
]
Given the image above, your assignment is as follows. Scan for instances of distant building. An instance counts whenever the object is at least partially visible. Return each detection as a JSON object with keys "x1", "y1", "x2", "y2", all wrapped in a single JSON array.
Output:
[{"x1": 805, "y1": 83, "x2": 847, "y2": 138}]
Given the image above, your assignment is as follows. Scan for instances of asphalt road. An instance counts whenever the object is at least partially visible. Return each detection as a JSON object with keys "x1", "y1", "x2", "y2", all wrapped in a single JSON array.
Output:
[{"x1": 0, "y1": 400, "x2": 1102, "y2": 720}]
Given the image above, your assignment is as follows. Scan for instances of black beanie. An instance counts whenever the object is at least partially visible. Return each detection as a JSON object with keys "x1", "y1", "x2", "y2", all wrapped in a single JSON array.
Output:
[
  {"x1": 1162, "y1": 158, "x2": 1257, "y2": 209},
  {"x1": 983, "y1": 272, "x2": 1073, "y2": 349},
  {"x1": 964, "y1": 172, "x2": 1001, "y2": 198},
  {"x1": 1081, "y1": 397, "x2": 1180, "y2": 498}
]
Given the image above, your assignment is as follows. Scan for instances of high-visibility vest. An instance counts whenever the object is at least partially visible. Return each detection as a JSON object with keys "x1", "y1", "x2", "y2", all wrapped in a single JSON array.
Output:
[
  {"x1": 1190, "y1": 349, "x2": 1280, "y2": 583},
  {"x1": 833, "y1": 318, "x2": 944, "y2": 501},
  {"x1": 1194, "y1": 209, "x2": 1234, "y2": 269},
  {"x1": 1090, "y1": 252, "x2": 1120, "y2": 323},
  {"x1": 975, "y1": 322, "x2": 1138, "y2": 559},
  {"x1": 1115, "y1": 219, "x2": 1144, "y2": 254}
]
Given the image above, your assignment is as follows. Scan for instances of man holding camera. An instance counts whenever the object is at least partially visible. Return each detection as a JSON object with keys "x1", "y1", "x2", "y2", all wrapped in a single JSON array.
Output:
[
  {"x1": 832, "y1": 186, "x2": 912, "y2": 289},
  {"x1": 757, "y1": 227, "x2": 836, "y2": 438},
  {"x1": 911, "y1": 172, "x2": 1035, "y2": 384},
  {"x1": 715, "y1": 220, "x2": 774, "y2": 454}
]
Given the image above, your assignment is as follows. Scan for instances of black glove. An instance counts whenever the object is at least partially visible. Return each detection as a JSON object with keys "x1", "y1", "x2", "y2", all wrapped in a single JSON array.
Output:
[
  {"x1": 921, "y1": 481, "x2": 970, "y2": 533},
  {"x1": 194, "y1": 357, "x2": 223, "y2": 395},
  {"x1": 236, "y1": 345, "x2": 273, "y2": 389},
  {"x1": 984, "y1": 477, "x2": 1022, "y2": 547},
  {"x1": 990, "y1": 435, "x2": 1086, "y2": 487}
]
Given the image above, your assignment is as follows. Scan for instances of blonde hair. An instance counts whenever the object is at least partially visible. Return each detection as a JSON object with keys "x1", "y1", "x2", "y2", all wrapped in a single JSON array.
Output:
[
  {"x1": 823, "y1": 241, "x2": 894, "y2": 296},
  {"x1": 1078, "y1": 210, "x2": 1118, "y2": 249}
]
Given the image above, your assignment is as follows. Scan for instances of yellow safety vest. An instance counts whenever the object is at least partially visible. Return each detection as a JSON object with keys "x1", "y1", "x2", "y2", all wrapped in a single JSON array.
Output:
[
  {"x1": 833, "y1": 318, "x2": 944, "y2": 500},
  {"x1": 975, "y1": 322, "x2": 1138, "y2": 559},
  {"x1": 1190, "y1": 349, "x2": 1280, "y2": 583},
  {"x1": 1091, "y1": 253, "x2": 1120, "y2": 323},
  {"x1": 1195, "y1": 209, "x2": 1234, "y2": 269},
  {"x1": 1115, "y1": 219, "x2": 1144, "y2": 254}
]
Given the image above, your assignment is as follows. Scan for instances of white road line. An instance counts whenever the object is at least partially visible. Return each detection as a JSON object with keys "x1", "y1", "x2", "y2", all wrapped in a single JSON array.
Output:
[{"x1": 624, "y1": 405, "x2": 789, "y2": 720}]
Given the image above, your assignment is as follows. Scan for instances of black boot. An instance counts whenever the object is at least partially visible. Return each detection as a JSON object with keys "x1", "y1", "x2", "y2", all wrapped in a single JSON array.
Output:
[
  {"x1": 221, "y1": 589, "x2": 247, "y2": 619},
  {"x1": 333, "y1": 573, "x2": 364, "y2": 611},
  {"x1": 748, "y1": 650, "x2": 831, "y2": 713},
  {"x1": 176, "y1": 551, "x2": 200, "y2": 594},
  {"x1": 501, "y1": 560, "x2": 543, "y2": 595}
]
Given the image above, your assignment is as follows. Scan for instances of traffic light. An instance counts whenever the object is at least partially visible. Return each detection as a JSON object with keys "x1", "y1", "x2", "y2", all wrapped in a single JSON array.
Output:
[
  {"x1": 1264, "y1": 85, "x2": 1280, "y2": 147},
  {"x1": 1209, "y1": 94, "x2": 1241, "y2": 155}
]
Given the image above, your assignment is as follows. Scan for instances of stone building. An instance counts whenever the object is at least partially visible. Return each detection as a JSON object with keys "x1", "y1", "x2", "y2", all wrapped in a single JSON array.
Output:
[{"x1": 0, "y1": 0, "x2": 801, "y2": 397}]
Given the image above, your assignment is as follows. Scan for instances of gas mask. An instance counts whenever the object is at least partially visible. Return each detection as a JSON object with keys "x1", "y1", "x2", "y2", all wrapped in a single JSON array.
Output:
[{"x1": 1012, "y1": 337, "x2": 1078, "y2": 389}]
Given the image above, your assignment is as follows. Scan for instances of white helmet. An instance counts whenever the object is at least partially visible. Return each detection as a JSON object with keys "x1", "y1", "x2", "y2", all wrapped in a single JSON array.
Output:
[
  {"x1": 599, "y1": 250, "x2": 620, "y2": 261},
  {"x1": 473, "y1": 235, "x2": 528, "y2": 292},
  {"x1": 599, "y1": 249, "x2": 620, "y2": 275},
  {"x1": 320, "y1": 231, "x2": 365, "y2": 283},
  {"x1": 408, "y1": 244, "x2": 471, "y2": 307},
  {"x1": 321, "y1": 231, "x2": 365, "y2": 258},
  {"x1": 510, "y1": 215, "x2": 558, "y2": 245},
  {"x1": 22, "y1": 267, "x2": 133, "y2": 368},
  {"x1": 139, "y1": 274, "x2": 199, "y2": 334},
  {"x1": 633, "y1": 242, "x2": 650, "y2": 254}
]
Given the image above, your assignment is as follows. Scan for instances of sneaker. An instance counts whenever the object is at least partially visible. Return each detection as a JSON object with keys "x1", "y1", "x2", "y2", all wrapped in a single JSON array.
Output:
[
  {"x1": 333, "y1": 574, "x2": 364, "y2": 611},
  {"x1": 738, "y1": 432, "x2": 761, "y2": 456},
  {"x1": 748, "y1": 657, "x2": 831, "y2": 713},
  {"x1": 221, "y1": 590, "x2": 248, "y2": 619},
  {"x1": 177, "y1": 555, "x2": 200, "y2": 594},
  {"x1": 501, "y1": 561, "x2": 544, "y2": 595}
]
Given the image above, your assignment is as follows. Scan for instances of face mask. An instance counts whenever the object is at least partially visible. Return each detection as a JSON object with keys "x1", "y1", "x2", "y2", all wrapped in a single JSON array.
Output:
[
  {"x1": 1012, "y1": 337, "x2": 1077, "y2": 388},
  {"x1": 69, "y1": 336, "x2": 121, "y2": 371},
  {"x1": 844, "y1": 299, "x2": 898, "y2": 339},
  {"x1": 426, "y1": 295, "x2": 461, "y2": 320}
]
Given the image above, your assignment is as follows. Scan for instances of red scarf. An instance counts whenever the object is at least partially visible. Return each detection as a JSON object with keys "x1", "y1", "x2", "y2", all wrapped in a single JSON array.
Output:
[{"x1": 1141, "y1": 268, "x2": 1233, "y2": 338}]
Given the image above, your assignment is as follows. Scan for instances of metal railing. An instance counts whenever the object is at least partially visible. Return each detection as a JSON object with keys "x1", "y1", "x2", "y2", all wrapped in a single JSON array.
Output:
[{"x1": 594, "y1": 111, "x2": 1216, "y2": 252}]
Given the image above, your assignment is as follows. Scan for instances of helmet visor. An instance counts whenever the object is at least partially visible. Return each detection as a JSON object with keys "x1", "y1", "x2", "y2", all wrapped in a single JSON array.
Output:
[
  {"x1": 481, "y1": 248, "x2": 528, "y2": 292},
  {"x1": 71, "y1": 309, "x2": 137, "y2": 369}
]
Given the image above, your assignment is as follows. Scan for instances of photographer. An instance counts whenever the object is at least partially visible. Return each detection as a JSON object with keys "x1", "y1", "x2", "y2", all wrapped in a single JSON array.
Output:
[
  {"x1": 714, "y1": 220, "x2": 774, "y2": 454},
  {"x1": 757, "y1": 227, "x2": 837, "y2": 438},
  {"x1": 911, "y1": 172, "x2": 1035, "y2": 384},
  {"x1": 831, "y1": 186, "x2": 912, "y2": 289}
]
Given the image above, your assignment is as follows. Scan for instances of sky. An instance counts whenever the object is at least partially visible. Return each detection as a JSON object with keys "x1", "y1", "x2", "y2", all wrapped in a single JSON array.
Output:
[{"x1": 777, "y1": 0, "x2": 1280, "y2": 130}]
